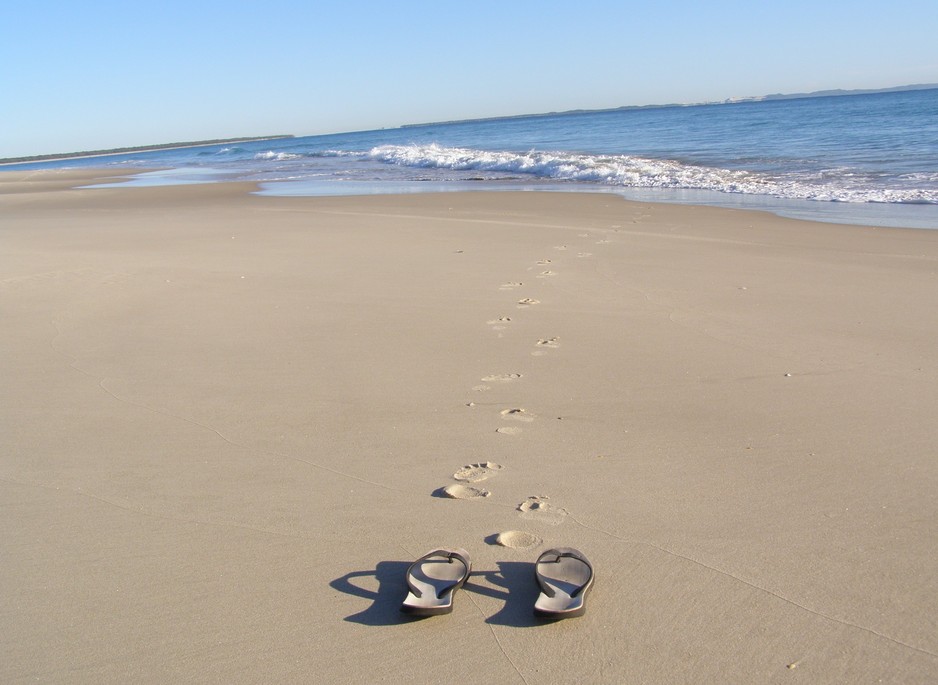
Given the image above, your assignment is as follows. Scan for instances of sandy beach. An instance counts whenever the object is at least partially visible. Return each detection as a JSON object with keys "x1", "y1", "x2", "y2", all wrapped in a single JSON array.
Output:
[{"x1": 2, "y1": 170, "x2": 937, "y2": 683}]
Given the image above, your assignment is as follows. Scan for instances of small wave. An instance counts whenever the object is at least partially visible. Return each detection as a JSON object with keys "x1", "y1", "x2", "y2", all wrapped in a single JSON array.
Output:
[
  {"x1": 367, "y1": 144, "x2": 938, "y2": 204},
  {"x1": 195, "y1": 146, "x2": 245, "y2": 157},
  {"x1": 255, "y1": 151, "x2": 303, "y2": 161}
]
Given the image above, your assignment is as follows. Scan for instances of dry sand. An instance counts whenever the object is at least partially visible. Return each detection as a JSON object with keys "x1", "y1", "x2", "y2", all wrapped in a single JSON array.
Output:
[{"x1": 2, "y1": 169, "x2": 937, "y2": 683}]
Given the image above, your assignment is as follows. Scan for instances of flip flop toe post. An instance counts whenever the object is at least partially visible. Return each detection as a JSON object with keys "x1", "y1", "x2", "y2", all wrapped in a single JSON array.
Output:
[
  {"x1": 534, "y1": 547, "x2": 594, "y2": 619},
  {"x1": 400, "y1": 548, "x2": 472, "y2": 616}
]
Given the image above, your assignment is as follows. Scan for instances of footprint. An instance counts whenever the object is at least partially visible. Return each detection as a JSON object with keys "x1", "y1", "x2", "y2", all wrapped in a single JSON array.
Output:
[
  {"x1": 536, "y1": 259, "x2": 552, "y2": 265},
  {"x1": 517, "y1": 496, "x2": 568, "y2": 525},
  {"x1": 481, "y1": 373, "x2": 522, "y2": 382},
  {"x1": 495, "y1": 426, "x2": 522, "y2": 435},
  {"x1": 537, "y1": 270, "x2": 557, "y2": 278},
  {"x1": 494, "y1": 530, "x2": 542, "y2": 549},
  {"x1": 500, "y1": 282, "x2": 523, "y2": 290},
  {"x1": 472, "y1": 384, "x2": 492, "y2": 392},
  {"x1": 577, "y1": 252, "x2": 593, "y2": 258},
  {"x1": 453, "y1": 462, "x2": 503, "y2": 483},
  {"x1": 553, "y1": 245, "x2": 568, "y2": 251},
  {"x1": 501, "y1": 408, "x2": 535, "y2": 422},
  {"x1": 536, "y1": 337, "x2": 560, "y2": 348},
  {"x1": 517, "y1": 298, "x2": 540, "y2": 307},
  {"x1": 486, "y1": 316, "x2": 512, "y2": 331},
  {"x1": 441, "y1": 484, "x2": 490, "y2": 499}
]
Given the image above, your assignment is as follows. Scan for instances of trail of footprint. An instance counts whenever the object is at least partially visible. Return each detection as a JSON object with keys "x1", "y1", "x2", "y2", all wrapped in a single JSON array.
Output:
[
  {"x1": 453, "y1": 461, "x2": 503, "y2": 483},
  {"x1": 440, "y1": 484, "x2": 490, "y2": 499},
  {"x1": 500, "y1": 408, "x2": 535, "y2": 422},
  {"x1": 494, "y1": 530, "x2": 542, "y2": 549},
  {"x1": 517, "y1": 496, "x2": 568, "y2": 525},
  {"x1": 481, "y1": 373, "x2": 522, "y2": 383}
]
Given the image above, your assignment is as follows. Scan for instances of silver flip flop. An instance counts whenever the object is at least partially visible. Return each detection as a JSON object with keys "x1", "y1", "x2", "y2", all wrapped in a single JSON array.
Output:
[
  {"x1": 534, "y1": 547, "x2": 594, "y2": 619},
  {"x1": 400, "y1": 548, "x2": 472, "y2": 616}
]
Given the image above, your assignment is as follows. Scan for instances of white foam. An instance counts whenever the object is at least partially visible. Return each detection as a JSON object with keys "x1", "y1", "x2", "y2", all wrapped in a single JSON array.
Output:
[
  {"x1": 366, "y1": 144, "x2": 938, "y2": 204},
  {"x1": 255, "y1": 151, "x2": 303, "y2": 161}
]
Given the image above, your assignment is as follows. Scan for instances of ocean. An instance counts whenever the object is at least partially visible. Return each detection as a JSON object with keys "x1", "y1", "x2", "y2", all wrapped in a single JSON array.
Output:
[{"x1": 10, "y1": 88, "x2": 938, "y2": 228}]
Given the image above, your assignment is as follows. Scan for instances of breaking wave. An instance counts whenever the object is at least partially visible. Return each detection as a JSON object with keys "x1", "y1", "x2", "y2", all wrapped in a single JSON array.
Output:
[{"x1": 366, "y1": 144, "x2": 938, "y2": 204}]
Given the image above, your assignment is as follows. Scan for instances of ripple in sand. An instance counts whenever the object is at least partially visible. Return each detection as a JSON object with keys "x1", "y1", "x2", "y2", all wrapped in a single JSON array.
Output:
[
  {"x1": 442, "y1": 484, "x2": 490, "y2": 499},
  {"x1": 517, "y1": 496, "x2": 568, "y2": 525},
  {"x1": 495, "y1": 530, "x2": 542, "y2": 549},
  {"x1": 453, "y1": 462, "x2": 503, "y2": 483}
]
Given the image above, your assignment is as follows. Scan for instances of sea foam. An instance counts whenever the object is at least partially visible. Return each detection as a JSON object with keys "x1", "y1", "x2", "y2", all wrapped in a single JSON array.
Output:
[{"x1": 366, "y1": 144, "x2": 938, "y2": 204}]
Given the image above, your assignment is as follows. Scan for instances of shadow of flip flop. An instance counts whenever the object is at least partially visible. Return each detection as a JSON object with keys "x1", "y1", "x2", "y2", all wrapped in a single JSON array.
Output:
[
  {"x1": 330, "y1": 560, "x2": 411, "y2": 626},
  {"x1": 476, "y1": 560, "x2": 541, "y2": 628}
]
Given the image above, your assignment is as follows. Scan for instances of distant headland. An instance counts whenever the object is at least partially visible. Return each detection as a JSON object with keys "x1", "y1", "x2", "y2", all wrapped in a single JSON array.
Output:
[
  {"x1": 401, "y1": 83, "x2": 938, "y2": 128},
  {"x1": 0, "y1": 135, "x2": 294, "y2": 166},
  {"x1": 720, "y1": 82, "x2": 938, "y2": 104}
]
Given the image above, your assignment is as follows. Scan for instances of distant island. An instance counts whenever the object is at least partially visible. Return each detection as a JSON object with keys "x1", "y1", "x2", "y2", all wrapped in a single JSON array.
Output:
[
  {"x1": 0, "y1": 135, "x2": 294, "y2": 166},
  {"x1": 402, "y1": 83, "x2": 938, "y2": 128},
  {"x1": 721, "y1": 82, "x2": 938, "y2": 104}
]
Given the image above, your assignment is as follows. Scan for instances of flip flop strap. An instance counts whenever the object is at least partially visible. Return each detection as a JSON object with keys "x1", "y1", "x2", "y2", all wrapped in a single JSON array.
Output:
[
  {"x1": 406, "y1": 549, "x2": 471, "y2": 599},
  {"x1": 535, "y1": 548, "x2": 593, "y2": 598}
]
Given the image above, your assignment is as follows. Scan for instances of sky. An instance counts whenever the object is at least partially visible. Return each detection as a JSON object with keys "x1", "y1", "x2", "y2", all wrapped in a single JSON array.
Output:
[{"x1": 2, "y1": 0, "x2": 937, "y2": 158}]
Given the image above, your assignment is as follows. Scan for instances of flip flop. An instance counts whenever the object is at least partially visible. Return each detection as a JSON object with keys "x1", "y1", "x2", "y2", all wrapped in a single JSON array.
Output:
[
  {"x1": 533, "y1": 547, "x2": 594, "y2": 619},
  {"x1": 400, "y1": 548, "x2": 472, "y2": 616}
]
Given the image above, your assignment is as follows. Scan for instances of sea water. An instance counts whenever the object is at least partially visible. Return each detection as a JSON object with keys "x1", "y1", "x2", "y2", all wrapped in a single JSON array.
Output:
[{"x1": 9, "y1": 88, "x2": 938, "y2": 228}]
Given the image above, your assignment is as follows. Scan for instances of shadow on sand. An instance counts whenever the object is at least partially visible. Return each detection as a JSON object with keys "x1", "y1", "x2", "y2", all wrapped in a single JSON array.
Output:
[{"x1": 330, "y1": 558, "x2": 543, "y2": 627}]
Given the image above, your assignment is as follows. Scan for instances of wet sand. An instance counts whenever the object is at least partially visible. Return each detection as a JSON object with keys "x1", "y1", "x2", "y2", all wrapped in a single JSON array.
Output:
[{"x1": 3, "y1": 170, "x2": 937, "y2": 683}]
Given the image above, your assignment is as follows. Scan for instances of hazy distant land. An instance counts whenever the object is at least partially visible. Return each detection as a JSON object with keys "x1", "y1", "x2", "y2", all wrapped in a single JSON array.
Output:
[
  {"x1": 402, "y1": 83, "x2": 938, "y2": 127},
  {"x1": 723, "y1": 82, "x2": 938, "y2": 103}
]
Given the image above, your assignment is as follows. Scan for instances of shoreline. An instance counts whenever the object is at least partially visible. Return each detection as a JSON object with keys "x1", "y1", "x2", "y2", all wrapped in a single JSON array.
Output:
[
  {"x1": 3, "y1": 172, "x2": 937, "y2": 682},
  {"x1": 5, "y1": 167, "x2": 937, "y2": 231}
]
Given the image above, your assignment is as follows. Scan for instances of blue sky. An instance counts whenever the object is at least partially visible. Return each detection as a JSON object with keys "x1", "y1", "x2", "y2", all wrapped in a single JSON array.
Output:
[{"x1": 2, "y1": 0, "x2": 936, "y2": 158}]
